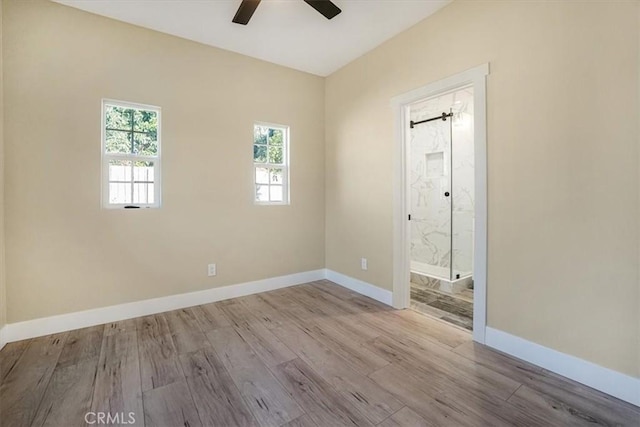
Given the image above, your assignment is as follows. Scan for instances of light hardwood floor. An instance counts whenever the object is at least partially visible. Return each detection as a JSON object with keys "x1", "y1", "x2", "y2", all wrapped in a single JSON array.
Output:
[{"x1": 1, "y1": 280, "x2": 638, "y2": 426}]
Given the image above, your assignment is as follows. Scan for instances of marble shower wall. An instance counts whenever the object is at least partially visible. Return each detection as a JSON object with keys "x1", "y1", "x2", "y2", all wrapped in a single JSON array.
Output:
[{"x1": 409, "y1": 87, "x2": 474, "y2": 279}]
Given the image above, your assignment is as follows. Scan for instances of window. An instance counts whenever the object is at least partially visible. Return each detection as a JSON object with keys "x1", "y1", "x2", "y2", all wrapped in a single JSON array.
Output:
[
  {"x1": 253, "y1": 123, "x2": 289, "y2": 204},
  {"x1": 102, "y1": 99, "x2": 161, "y2": 208}
]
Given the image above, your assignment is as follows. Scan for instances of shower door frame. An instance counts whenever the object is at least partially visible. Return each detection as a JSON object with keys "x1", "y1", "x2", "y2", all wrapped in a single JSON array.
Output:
[{"x1": 391, "y1": 64, "x2": 489, "y2": 344}]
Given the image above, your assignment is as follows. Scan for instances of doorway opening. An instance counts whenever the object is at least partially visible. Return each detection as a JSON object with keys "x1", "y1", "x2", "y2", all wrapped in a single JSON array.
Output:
[
  {"x1": 408, "y1": 87, "x2": 475, "y2": 330},
  {"x1": 391, "y1": 64, "x2": 489, "y2": 343}
]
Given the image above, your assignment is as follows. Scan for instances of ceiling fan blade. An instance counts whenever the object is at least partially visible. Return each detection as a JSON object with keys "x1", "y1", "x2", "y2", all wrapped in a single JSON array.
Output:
[
  {"x1": 232, "y1": 0, "x2": 261, "y2": 25},
  {"x1": 303, "y1": 0, "x2": 341, "y2": 20}
]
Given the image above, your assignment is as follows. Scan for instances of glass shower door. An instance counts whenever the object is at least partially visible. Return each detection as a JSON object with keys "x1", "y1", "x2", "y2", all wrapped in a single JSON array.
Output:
[
  {"x1": 409, "y1": 112, "x2": 452, "y2": 281},
  {"x1": 450, "y1": 88, "x2": 475, "y2": 280}
]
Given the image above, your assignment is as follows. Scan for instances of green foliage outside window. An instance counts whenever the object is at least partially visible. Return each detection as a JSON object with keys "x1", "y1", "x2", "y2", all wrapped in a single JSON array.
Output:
[
  {"x1": 253, "y1": 126, "x2": 284, "y2": 165},
  {"x1": 105, "y1": 106, "x2": 158, "y2": 156}
]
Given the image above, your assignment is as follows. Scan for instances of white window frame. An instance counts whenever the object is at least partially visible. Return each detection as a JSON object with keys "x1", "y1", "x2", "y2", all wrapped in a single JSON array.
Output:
[
  {"x1": 101, "y1": 99, "x2": 162, "y2": 209},
  {"x1": 253, "y1": 122, "x2": 290, "y2": 205}
]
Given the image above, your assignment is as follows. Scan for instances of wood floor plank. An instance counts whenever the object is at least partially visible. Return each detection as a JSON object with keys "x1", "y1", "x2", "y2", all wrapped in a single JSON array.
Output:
[
  {"x1": 143, "y1": 381, "x2": 202, "y2": 427},
  {"x1": 0, "y1": 339, "x2": 30, "y2": 381},
  {"x1": 56, "y1": 325, "x2": 103, "y2": 369},
  {"x1": 207, "y1": 327, "x2": 304, "y2": 427},
  {"x1": 299, "y1": 318, "x2": 388, "y2": 375},
  {"x1": 281, "y1": 414, "x2": 318, "y2": 427},
  {"x1": 233, "y1": 320, "x2": 297, "y2": 368},
  {"x1": 272, "y1": 323, "x2": 403, "y2": 424},
  {"x1": 315, "y1": 314, "x2": 381, "y2": 344},
  {"x1": 294, "y1": 281, "x2": 357, "y2": 311},
  {"x1": 310, "y1": 280, "x2": 356, "y2": 299},
  {"x1": 31, "y1": 357, "x2": 98, "y2": 427},
  {"x1": 377, "y1": 407, "x2": 430, "y2": 427},
  {"x1": 239, "y1": 293, "x2": 294, "y2": 329},
  {"x1": 314, "y1": 310, "x2": 405, "y2": 349},
  {"x1": 218, "y1": 298, "x2": 260, "y2": 327},
  {"x1": 164, "y1": 307, "x2": 210, "y2": 354},
  {"x1": 136, "y1": 313, "x2": 172, "y2": 340},
  {"x1": 367, "y1": 334, "x2": 520, "y2": 401},
  {"x1": 454, "y1": 341, "x2": 640, "y2": 425},
  {"x1": 257, "y1": 289, "x2": 322, "y2": 323},
  {"x1": 507, "y1": 384, "x2": 609, "y2": 426},
  {"x1": 180, "y1": 348, "x2": 258, "y2": 427},
  {"x1": 369, "y1": 363, "x2": 532, "y2": 427},
  {"x1": 313, "y1": 281, "x2": 393, "y2": 314},
  {"x1": 394, "y1": 309, "x2": 470, "y2": 342},
  {"x1": 272, "y1": 358, "x2": 374, "y2": 427},
  {"x1": 295, "y1": 282, "x2": 393, "y2": 325},
  {"x1": 373, "y1": 309, "x2": 470, "y2": 349},
  {"x1": 104, "y1": 318, "x2": 137, "y2": 336},
  {"x1": 287, "y1": 284, "x2": 352, "y2": 318},
  {"x1": 0, "y1": 333, "x2": 67, "y2": 427},
  {"x1": 136, "y1": 314, "x2": 183, "y2": 391},
  {"x1": 374, "y1": 357, "x2": 547, "y2": 426},
  {"x1": 452, "y1": 340, "x2": 545, "y2": 385},
  {"x1": 138, "y1": 332, "x2": 183, "y2": 391},
  {"x1": 516, "y1": 372, "x2": 640, "y2": 426},
  {"x1": 91, "y1": 330, "x2": 144, "y2": 427},
  {"x1": 191, "y1": 302, "x2": 232, "y2": 331}
]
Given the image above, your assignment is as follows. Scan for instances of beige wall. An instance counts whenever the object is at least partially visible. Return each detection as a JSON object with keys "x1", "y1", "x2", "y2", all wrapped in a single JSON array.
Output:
[
  {"x1": 326, "y1": 0, "x2": 640, "y2": 377},
  {"x1": 4, "y1": 0, "x2": 325, "y2": 322},
  {"x1": 0, "y1": 0, "x2": 5, "y2": 332}
]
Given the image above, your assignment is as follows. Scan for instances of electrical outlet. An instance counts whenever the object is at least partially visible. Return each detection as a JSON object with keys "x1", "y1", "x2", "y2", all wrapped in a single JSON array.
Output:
[
  {"x1": 208, "y1": 263, "x2": 217, "y2": 277},
  {"x1": 361, "y1": 258, "x2": 368, "y2": 271}
]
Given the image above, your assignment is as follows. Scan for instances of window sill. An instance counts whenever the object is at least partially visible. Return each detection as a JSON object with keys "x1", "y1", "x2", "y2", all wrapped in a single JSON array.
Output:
[
  {"x1": 102, "y1": 204, "x2": 161, "y2": 210},
  {"x1": 254, "y1": 201, "x2": 290, "y2": 206}
]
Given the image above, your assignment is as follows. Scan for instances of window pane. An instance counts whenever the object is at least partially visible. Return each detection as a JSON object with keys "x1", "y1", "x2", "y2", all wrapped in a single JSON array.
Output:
[
  {"x1": 109, "y1": 182, "x2": 132, "y2": 204},
  {"x1": 254, "y1": 126, "x2": 267, "y2": 144},
  {"x1": 105, "y1": 105, "x2": 133, "y2": 130},
  {"x1": 268, "y1": 145, "x2": 283, "y2": 164},
  {"x1": 268, "y1": 128, "x2": 283, "y2": 146},
  {"x1": 254, "y1": 145, "x2": 267, "y2": 163},
  {"x1": 105, "y1": 130, "x2": 132, "y2": 154},
  {"x1": 109, "y1": 159, "x2": 132, "y2": 181},
  {"x1": 108, "y1": 160, "x2": 156, "y2": 205},
  {"x1": 134, "y1": 183, "x2": 154, "y2": 204},
  {"x1": 270, "y1": 185, "x2": 283, "y2": 202},
  {"x1": 256, "y1": 185, "x2": 269, "y2": 202},
  {"x1": 270, "y1": 168, "x2": 282, "y2": 184},
  {"x1": 134, "y1": 133, "x2": 158, "y2": 156},
  {"x1": 133, "y1": 109, "x2": 158, "y2": 133},
  {"x1": 133, "y1": 161, "x2": 154, "y2": 182},
  {"x1": 255, "y1": 167, "x2": 269, "y2": 184}
]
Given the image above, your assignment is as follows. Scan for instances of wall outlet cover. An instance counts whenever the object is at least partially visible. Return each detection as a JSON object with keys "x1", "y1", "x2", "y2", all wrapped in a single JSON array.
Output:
[{"x1": 208, "y1": 263, "x2": 217, "y2": 277}]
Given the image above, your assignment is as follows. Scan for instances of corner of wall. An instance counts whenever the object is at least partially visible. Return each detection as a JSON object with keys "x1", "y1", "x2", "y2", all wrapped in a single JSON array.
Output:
[
  {"x1": 0, "y1": 0, "x2": 7, "y2": 348},
  {"x1": 637, "y1": 0, "x2": 640, "y2": 378}
]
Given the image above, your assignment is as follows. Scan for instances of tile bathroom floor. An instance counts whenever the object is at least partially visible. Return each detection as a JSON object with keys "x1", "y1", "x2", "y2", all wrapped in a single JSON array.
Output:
[{"x1": 410, "y1": 281, "x2": 474, "y2": 331}]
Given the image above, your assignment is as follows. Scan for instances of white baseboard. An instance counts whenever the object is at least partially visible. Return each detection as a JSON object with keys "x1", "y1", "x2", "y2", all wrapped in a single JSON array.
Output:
[
  {"x1": 324, "y1": 269, "x2": 393, "y2": 306},
  {"x1": 3, "y1": 269, "x2": 325, "y2": 344},
  {"x1": 0, "y1": 324, "x2": 7, "y2": 350},
  {"x1": 485, "y1": 327, "x2": 640, "y2": 407}
]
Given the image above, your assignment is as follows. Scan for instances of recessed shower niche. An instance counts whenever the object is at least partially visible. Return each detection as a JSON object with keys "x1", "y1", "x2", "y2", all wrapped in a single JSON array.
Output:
[
  {"x1": 408, "y1": 86, "x2": 475, "y2": 330},
  {"x1": 425, "y1": 151, "x2": 445, "y2": 178}
]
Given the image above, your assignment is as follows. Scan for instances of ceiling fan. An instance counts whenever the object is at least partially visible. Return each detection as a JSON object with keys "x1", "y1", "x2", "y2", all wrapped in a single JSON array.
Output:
[{"x1": 232, "y1": 0, "x2": 342, "y2": 25}]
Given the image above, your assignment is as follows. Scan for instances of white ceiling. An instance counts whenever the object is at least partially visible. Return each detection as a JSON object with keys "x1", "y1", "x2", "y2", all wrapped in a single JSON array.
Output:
[{"x1": 53, "y1": 0, "x2": 451, "y2": 76}]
